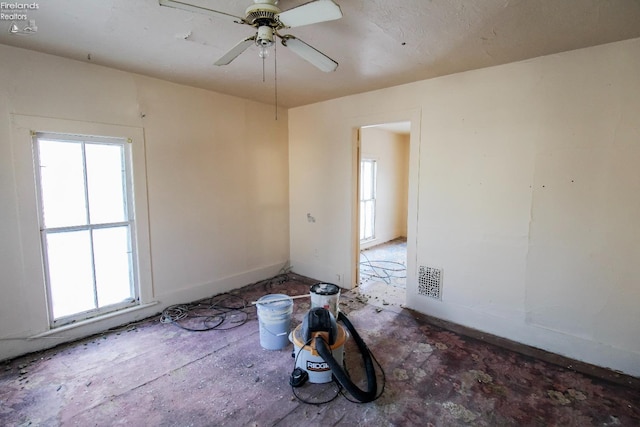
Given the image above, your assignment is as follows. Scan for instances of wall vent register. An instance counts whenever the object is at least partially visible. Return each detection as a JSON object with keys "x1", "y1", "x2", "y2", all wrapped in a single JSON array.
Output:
[{"x1": 418, "y1": 266, "x2": 442, "y2": 300}]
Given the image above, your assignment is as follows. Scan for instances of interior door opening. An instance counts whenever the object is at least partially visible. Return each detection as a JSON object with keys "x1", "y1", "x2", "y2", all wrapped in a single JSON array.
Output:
[{"x1": 355, "y1": 122, "x2": 410, "y2": 307}]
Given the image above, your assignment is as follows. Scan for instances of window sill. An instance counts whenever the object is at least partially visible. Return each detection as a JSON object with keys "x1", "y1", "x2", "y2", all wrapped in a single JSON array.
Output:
[{"x1": 29, "y1": 301, "x2": 159, "y2": 339}]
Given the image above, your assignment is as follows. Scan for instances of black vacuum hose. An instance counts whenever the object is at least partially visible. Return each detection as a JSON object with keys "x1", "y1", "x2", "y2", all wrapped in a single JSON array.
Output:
[{"x1": 315, "y1": 311, "x2": 377, "y2": 403}]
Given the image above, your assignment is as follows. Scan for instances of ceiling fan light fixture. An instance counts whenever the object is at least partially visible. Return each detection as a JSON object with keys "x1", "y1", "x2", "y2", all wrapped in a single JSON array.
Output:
[
  {"x1": 256, "y1": 26, "x2": 274, "y2": 46},
  {"x1": 256, "y1": 25, "x2": 274, "y2": 58}
]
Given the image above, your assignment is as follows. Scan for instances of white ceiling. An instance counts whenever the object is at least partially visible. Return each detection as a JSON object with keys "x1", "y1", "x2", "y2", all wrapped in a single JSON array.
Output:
[{"x1": 1, "y1": 0, "x2": 639, "y2": 108}]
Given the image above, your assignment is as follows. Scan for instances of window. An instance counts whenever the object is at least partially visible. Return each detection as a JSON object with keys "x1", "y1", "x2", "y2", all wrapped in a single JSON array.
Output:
[
  {"x1": 360, "y1": 159, "x2": 377, "y2": 242},
  {"x1": 34, "y1": 133, "x2": 139, "y2": 327}
]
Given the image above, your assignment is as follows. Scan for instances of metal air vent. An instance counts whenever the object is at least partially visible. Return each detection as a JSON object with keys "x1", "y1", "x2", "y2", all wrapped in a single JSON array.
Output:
[{"x1": 418, "y1": 266, "x2": 442, "y2": 300}]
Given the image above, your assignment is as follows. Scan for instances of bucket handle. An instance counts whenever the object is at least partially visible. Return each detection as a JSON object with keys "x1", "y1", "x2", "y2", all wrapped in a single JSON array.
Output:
[
  {"x1": 252, "y1": 294, "x2": 309, "y2": 305},
  {"x1": 261, "y1": 322, "x2": 289, "y2": 337}
]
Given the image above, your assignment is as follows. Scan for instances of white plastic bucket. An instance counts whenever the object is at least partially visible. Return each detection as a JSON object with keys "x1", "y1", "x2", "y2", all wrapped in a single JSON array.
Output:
[
  {"x1": 256, "y1": 294, "x2": 293, "y2": 350},
  {"x1": 310, "y1": 283, "x2": 340, "y2": 319}
]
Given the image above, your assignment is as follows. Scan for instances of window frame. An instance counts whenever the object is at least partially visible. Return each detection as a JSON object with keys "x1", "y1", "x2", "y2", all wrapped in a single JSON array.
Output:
[
  {"x1": 33, "y1": 133, "x2": 140, "y2": 327},
  {"x1": 11, "y1": 114, "x2": 154, "y2": 337},
  {"x1": 360, "y1": 158, "x2": 377, "y2": 242}
]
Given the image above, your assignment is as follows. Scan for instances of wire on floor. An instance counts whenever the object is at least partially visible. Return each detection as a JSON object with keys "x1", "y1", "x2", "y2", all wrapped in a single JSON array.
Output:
[
  {"x1": 159, "y1": 268, "x2": 300, "y2": 332},
  {"x1": 160, "y1": 293, "x2": 249, "y2": 332},
  {"x1": 359, "y1": 250, "x2": 407, "y2": 285}
]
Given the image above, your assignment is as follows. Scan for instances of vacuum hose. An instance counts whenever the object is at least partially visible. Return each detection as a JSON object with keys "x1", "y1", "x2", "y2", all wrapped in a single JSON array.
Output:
[{"x1": 315, "y1": 312, "x2": 377, "y2": 403}]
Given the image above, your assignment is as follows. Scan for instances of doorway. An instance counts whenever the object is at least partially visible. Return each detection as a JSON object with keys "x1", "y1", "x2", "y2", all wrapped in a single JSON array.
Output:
[{"x1": 356, "y1": 122, "x2": 410, "y2": 307}]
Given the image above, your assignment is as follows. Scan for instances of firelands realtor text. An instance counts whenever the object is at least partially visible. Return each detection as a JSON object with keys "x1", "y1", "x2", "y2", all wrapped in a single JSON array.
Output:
[{"x1": 1, "y1": 2, "x2": 39, "y2": 20}]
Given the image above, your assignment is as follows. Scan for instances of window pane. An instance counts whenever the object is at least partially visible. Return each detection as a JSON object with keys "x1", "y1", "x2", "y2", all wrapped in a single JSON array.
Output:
[
  {"x1": 93, "y1": 226, "x2": 134, "y2": 306},
  {"x1": 362, "y1": 161, "x2": 373, "y2": 200},
  {"x1": 38, "y1": 140, "x2": 87, "y2": 228},
  {"x1": 364, "y1": 200, "x2": 375, "y2": 240},
  {"x1": 360, "y1": 201, "x2": 366, "y2": 239},
  {"x1": 85, "y1": 144, "x2": 126, "y2": 224},
  {"x1": 361, "y1": 160, "x2": 377, "y2": 201},
  {"x1": 360, "y1": 162, "x2": 365, "y2": 199},
  {"x1": 46, "y1": 230, "x2": 95, "y2": 318},
  {"x1": 360, "y1": 159, "x2": 377, "y2": 241}
]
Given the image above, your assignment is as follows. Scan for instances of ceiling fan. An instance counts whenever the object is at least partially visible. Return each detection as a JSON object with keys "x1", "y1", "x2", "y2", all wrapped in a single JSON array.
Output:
[{"x1": 159, "y1": 0, "x2": 343, "y2": 72}]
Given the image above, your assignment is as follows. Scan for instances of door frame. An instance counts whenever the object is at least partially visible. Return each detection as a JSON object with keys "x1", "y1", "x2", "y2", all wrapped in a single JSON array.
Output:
[{"x1": 350, "y1": 109, "x2": 422, "y2": 296}]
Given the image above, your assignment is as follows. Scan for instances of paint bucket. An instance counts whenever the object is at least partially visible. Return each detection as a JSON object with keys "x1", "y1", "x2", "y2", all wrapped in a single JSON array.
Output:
[
  {"x1": 290, "y1": 323, "x2": 347, "y2": 384},
  {"x1": 310, "y1": 283, "x2": 340, "y2": 319},
  {"x1": 256, "y1": 294, "x2": 293, "y2": 350}
]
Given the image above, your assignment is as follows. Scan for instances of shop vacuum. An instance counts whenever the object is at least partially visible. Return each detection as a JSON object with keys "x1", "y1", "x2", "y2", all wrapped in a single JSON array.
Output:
[{"x1": 288, "y1": 283, "x2": 380, "y2": 403}]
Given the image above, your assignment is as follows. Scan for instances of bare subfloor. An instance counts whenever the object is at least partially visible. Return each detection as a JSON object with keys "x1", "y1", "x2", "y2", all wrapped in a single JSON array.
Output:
[
  {"x1": 1, "y1": 274, "x2": 638, "y2": 426},
  {"x1": 360, "y1": 237, "x2": 407, "y2": 289}
]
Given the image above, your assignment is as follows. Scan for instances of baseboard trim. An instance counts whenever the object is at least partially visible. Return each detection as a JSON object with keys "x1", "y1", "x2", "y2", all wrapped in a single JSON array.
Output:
[{"x1": 403, "y1": 308, "x2": 640, "y2": 389}]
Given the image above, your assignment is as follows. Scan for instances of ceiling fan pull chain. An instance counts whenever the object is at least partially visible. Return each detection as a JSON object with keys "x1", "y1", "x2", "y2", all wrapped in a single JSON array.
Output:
[{"x1": 274, "y1": 39, "x2": 278, "y2": 120}]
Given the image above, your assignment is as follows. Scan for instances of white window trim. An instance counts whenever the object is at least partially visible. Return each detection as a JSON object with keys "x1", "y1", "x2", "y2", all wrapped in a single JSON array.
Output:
[
  {"x1": 11, "y1": 115, "x2": 154, "y2": 333},
  {"x1": 34, "y1": 133, "x2": 140, "y2": 327},
  {"x1": 360, "y1": 158, "x2": 377, "y2": 242}
]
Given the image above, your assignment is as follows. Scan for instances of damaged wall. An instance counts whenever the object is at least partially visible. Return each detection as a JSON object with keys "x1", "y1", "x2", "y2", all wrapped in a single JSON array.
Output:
[
  {"x1": 0, "y1": 45, "x2": 289, "y2": 360},
  {"x1": 288, "y1": 38, "x2": 640, "y2": 376}
]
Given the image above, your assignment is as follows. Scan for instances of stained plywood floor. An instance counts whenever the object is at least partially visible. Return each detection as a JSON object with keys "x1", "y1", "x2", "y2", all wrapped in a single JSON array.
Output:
[{"x1": 1, "y1": 273, "x2": 638, "y2": 426}]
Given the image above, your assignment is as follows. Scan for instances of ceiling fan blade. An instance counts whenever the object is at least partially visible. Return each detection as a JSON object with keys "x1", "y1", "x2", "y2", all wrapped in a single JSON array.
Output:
[
  {"x1": 214, "y1": 36, "x2": 256, "y2": 66},
  {"x1": 159, "y1": 0, "x2": 246, "y2": 24},
  {"x1": 281, "y1": 36, "x2": 338, "y2": 72},
  {"x1": 277, "y1": 0, "x2": 342, "y2": 28}
]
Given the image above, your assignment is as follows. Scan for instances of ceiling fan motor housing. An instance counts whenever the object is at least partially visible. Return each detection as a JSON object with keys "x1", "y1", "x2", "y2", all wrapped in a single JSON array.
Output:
[
  {"x1": 246, "y1": 2, "x2": 280, "y2": 47},
  {"x1": 245, "y1": 3, "x2": 280, "y2": 27}
]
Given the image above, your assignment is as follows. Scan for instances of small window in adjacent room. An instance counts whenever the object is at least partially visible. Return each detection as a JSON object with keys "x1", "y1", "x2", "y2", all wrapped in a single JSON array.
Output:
[
  {"x1": 34, "y1": 133, "x2": 139, "y2": 327},
  {"x1": 360, "y1": 158, "x2": 377, "y2": 242}
]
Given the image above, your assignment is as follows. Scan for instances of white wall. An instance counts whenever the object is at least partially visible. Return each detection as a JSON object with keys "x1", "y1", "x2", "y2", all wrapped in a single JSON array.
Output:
[
  {"x1": 289, "y1": 38, "x2": 640, "y2": 376},
  {"x1": 360, "y1": 127, "x2": 409, "y2": 250},
  {"x1": 0, "y1": 45, "x2": 289, "y2": 360}
]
